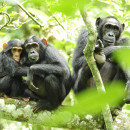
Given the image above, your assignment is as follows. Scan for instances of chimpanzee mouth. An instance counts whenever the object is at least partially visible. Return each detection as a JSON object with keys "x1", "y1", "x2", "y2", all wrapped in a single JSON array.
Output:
[
  {"x1": 104, "y1": 40, "x2": 114, "y2": 44},
  {"x1": 29, "y1": 56, "x2": 39, "y2": 63}
]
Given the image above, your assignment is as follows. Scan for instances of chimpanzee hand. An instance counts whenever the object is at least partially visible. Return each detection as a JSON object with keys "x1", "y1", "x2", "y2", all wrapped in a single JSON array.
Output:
[
  {"x1": 26, "y1": 67, "x2": 39, "y2": 92},
  {"x1": 94, "y1": 39, "x2": 106, "y2": 65}
]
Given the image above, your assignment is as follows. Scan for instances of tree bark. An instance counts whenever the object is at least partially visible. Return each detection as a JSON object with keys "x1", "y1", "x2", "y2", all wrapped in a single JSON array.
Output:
[{"x1": 0, "y1": 97, "x2": 73, "y2": 127}]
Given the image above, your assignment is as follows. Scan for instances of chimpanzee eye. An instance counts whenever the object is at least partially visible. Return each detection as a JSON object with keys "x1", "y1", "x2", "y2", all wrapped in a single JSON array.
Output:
[
  {"x1": 18, "y1": 49, "x2": 22, "y2": 53},
  {"x1": 114, "y1": 26, "x2": 119, "y2": 31},
  {"x1": 32, "y1": 44, "x2": 38, "y2": 48},
  {"x1": 26, "y1": 45, "x2": 31, "y2": 50},
  {"x1": 12, "y1": 48, "x2": 16, "y2": 52},
  {"x1": 105, "y1": 24, "x2": 111, "y2": 29}
]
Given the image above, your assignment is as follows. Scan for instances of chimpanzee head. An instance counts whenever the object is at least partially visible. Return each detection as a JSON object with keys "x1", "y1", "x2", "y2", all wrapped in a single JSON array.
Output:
[
  {"x1": 4, "y1": 39, "x2": 23, "y2": 62},
  {"x1": 24, "y1": 36, "x2": 46, "y2": 64},
  {"x1": 96, "y1": 16, "x2": 125, "y2": 47}
]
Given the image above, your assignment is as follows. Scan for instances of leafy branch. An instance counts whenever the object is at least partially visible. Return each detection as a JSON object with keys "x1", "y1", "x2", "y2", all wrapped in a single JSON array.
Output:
[
  {"x1": 0, "y1": 11, "x2": 10, "y2": 30},
  {"x1": 12, "y1": 0, "x2": 44, "y2": 27}
]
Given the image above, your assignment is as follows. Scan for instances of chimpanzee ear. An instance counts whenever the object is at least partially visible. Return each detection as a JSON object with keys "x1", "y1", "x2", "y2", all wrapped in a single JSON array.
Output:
[
  {"x1": 42, "y1": 38, "x2": 48, "y2": 46},
  {"x1": 96, "y1": 17, "x2": 102, "y2": 30},
  {"x1": 2, "y1": 43, "x2": 7, "y2": 50},
  {"x1": 96, "y1": 17, "x2": 102, "y2": 26},
  {"x1": 121, "y1": 23, "x2": 125, "y2": 32}
]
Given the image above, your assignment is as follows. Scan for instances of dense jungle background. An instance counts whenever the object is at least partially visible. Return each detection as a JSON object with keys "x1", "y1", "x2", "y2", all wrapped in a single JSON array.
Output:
[{"x1": 0, "y1": 0, "x2": 130, "y2": 129}]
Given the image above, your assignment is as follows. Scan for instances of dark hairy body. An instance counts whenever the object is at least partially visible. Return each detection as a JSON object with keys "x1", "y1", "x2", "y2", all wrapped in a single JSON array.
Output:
[
  {"x1": 72, "y1": 16, "x2": 130, "y2": 102},
  {"x1": 0, "y1": 39, "x2": 29, "y2": 97},
  {"x1": 23, "y1": 36, "x2": 72, "y2": 113}
]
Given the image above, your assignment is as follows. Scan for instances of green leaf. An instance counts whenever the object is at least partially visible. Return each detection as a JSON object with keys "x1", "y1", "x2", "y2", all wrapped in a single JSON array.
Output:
[
  {"x1": 0, "y1": 32, "x2": 7, "y2": 36},
  {"x1": 9, "y1": 11, "x2": 18, "y2": 17},
  {"x1": 29, "y1": 24, "x2": 40, "y2": 29},
  {"x1": 28, "y1": 8, "x2": 48, "y2": 20},
  {"x1": 49, "y1": 0, "x2": 92, "y2": 16},
  {"x1": 44, "y1": 81, "x2": 125, "y2": 126},
  {"x1": 0, "y1": 8, "x2": 5, "y2": 12},
  {"x1": 27, "y1": 0, "x2": 45, "y2": 7},
  {"x1": 122, "y1": 104, "x2": 130, "y2": 117},
  {"x1": 113, "y1": 48, "x2": 130, "y2": 69}
]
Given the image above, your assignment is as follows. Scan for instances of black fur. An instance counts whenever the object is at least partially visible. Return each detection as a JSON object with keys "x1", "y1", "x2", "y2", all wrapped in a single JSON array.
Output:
[
  {"x1": 24, "y1": 36, "x2": 72, "y2": 112},
  {"x1": 0, "y1": 39, "x2": 28, "y2": 97},
  {"x1": 72, "y1": 16, "x2": 130, "y2": 101}
]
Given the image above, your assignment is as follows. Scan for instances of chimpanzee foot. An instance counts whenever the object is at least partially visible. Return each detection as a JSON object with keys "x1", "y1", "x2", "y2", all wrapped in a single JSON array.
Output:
[
  {"x1": 33, "y1": 100, "x2": 54, "y2": 113},
  {"x1": 33, "y1": 103, "x2": 43, "y2": 113}
]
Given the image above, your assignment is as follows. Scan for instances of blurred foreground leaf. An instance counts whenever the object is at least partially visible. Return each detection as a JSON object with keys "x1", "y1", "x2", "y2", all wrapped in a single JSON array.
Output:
[
  {"x1": 0, "y1": 32, "x2": 7, "y2": 36},
  {"x1": 113, "y1": 48, "x2": 130, "y2": 69},
  {"x1": 45, "y1": 81, "x2": 125, "y2": 126},
  {"x1": 49, "y1": 0, "x2": 92, "y2": 16},
  {"x1": 122, "y1": 104, "x2": 130, "y2": 117}
]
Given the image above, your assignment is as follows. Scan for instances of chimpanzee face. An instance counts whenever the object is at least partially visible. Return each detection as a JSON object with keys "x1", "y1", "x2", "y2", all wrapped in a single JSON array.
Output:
[
  {"x1": 102, "y1": 18, "x2": 120, "y2": 47},
  {"x1": 25, "y1": 42, "x2": 40, "y2": 63},
  {"x1": 96, "y1": 17, "x2": 125, "y2": 47},
  {"x1": 11, "y1": 47, "x2": 22, "y2": 62}
]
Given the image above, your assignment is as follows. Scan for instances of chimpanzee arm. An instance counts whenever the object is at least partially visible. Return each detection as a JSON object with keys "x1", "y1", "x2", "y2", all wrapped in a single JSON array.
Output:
[
  {"x1": 29, "y1": 64, "x2": 65, "y2": 76},
  {"x1": 72, "y1": 29, "x2": 88, "y2": 71},
  {"x1": 26, "y1": 64, "x2": 66, "y2": 91},
  {"x1": 73, "y1": 55, "x2": 88, "y2": 71},
  {"x1": 104, "y1": 46, "x2": 130, "y2": 58},
  {"x1": 14, "y1": 66, "x2": 29, "y2": 76},
  {"x1": 0, "y1": 75, "x2": 12, "y2": 92},
  {"x1": 73, "y1": 65, "x2": 92, "y2": 93}
]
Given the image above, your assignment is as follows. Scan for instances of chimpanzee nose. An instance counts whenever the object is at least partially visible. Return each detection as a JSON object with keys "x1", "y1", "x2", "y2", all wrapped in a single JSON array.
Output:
[
  {"x1": 15, "y1": 55, "x2": 19, "y2": 57},
  {"x1": 30, "y1": 50, "x2": 35, "y2": 54},
  {"x1": 108, "y1": 33, "x2": 114, "y2": 37}
]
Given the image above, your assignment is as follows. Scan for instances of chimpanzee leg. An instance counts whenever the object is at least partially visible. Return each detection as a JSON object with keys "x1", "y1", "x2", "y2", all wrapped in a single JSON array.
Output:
[
  {"x1": 0, "y1": 75, "x2": 13, "y2": 94},
  {"x1": 73, "y1": 65, "x2": 92, "y2": 93},
  {"x1": 33, "y1": 74, "x2": 61, "y2": 113},
  {"x1": 9, "y1": 79, "x2": 23, "y2": 97},
  {"x1": 24, "y1": 88, "x2": 39, "y2": 100},
  {"x1": 44, "y1": 74, "x2": 60, "y2": 106}
]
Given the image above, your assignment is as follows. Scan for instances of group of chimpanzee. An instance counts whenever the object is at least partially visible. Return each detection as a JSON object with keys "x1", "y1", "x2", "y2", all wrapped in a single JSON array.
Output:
[
  {"x1": 0, "y1": 16, "x2": 130, "y2": 113},
  {"x1": 0, "y1": 36, "x2": 72, "y2": 113}
]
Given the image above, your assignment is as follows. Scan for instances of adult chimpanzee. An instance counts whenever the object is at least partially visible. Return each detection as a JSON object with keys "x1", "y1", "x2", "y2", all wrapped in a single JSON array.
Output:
[
  {"x1": 72, "y1": 16, "x2": 130, "y2": 100},
  {"x1": 72, "y1": 29, "x2": 105, "y2": 92},
  {"x1": 0, "y1": 39, "x2": 29, "y2": 97},
  {"x1": 23, "y1": 36, "x2": 71, "y2": 113}
]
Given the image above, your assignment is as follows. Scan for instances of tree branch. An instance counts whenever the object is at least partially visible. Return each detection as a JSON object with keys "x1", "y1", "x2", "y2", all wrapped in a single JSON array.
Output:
[
  {"x1": 80, "y1": 9, "x2": 114, "y2": 130},
  {"x1": 12, "y1": 0, "x2": 44, "y2": 27},
  {"x1": 52, "y1": 16, "x2": 66, "y2": 31},
  {"x1": 0, "y1": 11, "x2": 10, "y2": 30},
  {"x1": 0, "y1": 97, "x2": 54, "y2": 126}
]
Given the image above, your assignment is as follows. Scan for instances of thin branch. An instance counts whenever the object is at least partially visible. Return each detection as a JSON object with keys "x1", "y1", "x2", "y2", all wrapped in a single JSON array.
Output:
[
  {"x1": 12, "y1": 0, "x2": 44, "y2": 27},
  {"x1": 52, "y1": 16, "x2": 66, "y2": 30},
  {"x1": 0, "y1": 11, "x2": 11, "y2": 30}
]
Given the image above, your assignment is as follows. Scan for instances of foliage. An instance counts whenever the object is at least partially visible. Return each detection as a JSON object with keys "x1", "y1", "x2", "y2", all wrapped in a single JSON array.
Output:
[
  {"x1": 0, "y1": 0, "x2": 130, "y2": 68},
  {"x1": 0, "y1": 0, "x2": 130, "y2": 129},
  {"x1": 46, "y1": 81, "x2": 125, "y2": 126}
]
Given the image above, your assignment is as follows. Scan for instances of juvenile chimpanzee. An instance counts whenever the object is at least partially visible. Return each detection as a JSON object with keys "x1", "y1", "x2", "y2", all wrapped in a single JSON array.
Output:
[
  {"x1": 0, "y1": 39, "x2": 29, "y2": 97},
  {"x1": 23, "y1": 36, "x2": 71, "y2": 113},
  {"x1": 72, "y1": 16, "x2": 130, "y2": 99}
]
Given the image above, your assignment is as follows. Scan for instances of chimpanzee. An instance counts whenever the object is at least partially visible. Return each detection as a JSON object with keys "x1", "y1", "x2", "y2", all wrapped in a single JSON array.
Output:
[
  {"x1": 0, "y1": 39, "x2": 29, "y2": 97},
  {"x1": 72, "y1": 16, "x2": 130, "y2": 100},
  {"x1": 23, "y1": 36, "x2": 71, "y2": 113},
  {"x1": 72, "y1": 29, "x2": 106, "y2": 92}
]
